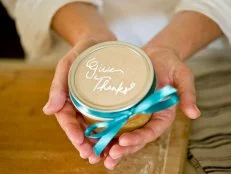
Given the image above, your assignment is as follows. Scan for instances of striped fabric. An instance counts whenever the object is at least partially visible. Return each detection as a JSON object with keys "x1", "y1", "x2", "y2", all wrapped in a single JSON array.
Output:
[{"x1": 187, "y1": 57, "x2": 231, "y2": 174}]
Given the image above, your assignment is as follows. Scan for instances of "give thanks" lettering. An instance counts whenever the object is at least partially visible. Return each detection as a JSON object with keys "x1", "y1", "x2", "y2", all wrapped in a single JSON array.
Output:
[{"x1": 85, "y1": 57, "x2": 136, "y2": 95}]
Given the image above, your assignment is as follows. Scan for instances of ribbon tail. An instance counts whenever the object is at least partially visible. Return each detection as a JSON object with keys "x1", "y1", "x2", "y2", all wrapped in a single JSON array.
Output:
[{"x1": 93, "y1": 118, "x2": 127, "y2": 156}]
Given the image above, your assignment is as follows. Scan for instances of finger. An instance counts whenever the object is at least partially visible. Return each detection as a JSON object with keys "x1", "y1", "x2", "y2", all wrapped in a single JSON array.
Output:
[
  {"x1": 55, "y1": 102, "x2": 93, "y2": 158},
  {"x1": 173, "y1": 64, "x2": 200, "y2": 119},
  {"x1": 42, "y1": 52, "x2": 74, "y2": 115},
  {"x1": 109, "y1": 144, "x2": 144, "y2": 159},
  {"x1": 104, "y1": 156, "x2": 121, "y2": 170},
  {"x1": 56, "y1": 102, "x2": 84, "y2": 144},
  {"x1": 42, "y1": 64, "x2": 69, "y2": 115},
  {"x1": 77, "y1": 138, "x2": 94, "y2": 159},
  {"x1": 103, "y1": 142, "x2": 115, "y2": 158},
  {"x1": 43, "y1": 39, "x2": 98, "y2": 115},
  {"x1": 88, "y1": 152, "x2": 101, "y2": 164},
  {"x1": 119, "y1": 108, "x2": 176, "y2": 146}
]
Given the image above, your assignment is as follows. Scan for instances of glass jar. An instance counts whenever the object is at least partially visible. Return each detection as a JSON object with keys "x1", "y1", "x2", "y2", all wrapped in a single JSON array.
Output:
[{"x1": 68, "y1": 41, "x2": 154, "y2": 135}]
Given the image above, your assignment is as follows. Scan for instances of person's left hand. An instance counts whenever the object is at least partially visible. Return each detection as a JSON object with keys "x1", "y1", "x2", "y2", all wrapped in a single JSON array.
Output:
[{"x1": 102, "y1": 46, "x2": 201, "y2": 170}]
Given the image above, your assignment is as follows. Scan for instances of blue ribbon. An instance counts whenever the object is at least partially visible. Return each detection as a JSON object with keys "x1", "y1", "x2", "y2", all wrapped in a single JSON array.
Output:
[{"x1": 70, "y1": 85, "x2": 179, "y2": 156}]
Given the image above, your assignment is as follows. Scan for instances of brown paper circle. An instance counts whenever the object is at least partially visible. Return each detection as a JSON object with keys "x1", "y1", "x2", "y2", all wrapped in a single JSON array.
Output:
[{"x1": 69, "y1": 42, "x2": 153, "y2": 112}]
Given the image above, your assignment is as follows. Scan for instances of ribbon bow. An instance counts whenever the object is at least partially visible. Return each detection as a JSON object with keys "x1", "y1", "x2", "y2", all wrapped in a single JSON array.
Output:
[{"x1": 70, "y1": 85, "x2": 179, "y2": 156}]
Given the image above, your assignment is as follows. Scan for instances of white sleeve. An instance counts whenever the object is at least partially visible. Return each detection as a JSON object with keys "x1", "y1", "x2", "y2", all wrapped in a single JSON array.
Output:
[
  {"x1": 1, "y1": 0, "x2": 103, "y2": 58},
  {"x1": 175, "y1": 0, "x2": 231, "y2": 45}
]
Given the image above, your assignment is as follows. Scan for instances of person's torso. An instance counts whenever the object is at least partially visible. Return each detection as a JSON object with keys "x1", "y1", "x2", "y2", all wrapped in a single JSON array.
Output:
[{"x1": 102, "y1": 0, "x2": 231, "y2": 59}]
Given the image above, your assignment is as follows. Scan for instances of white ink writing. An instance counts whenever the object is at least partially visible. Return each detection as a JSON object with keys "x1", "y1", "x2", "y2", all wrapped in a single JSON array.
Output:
[
  {"x1": 86, "y1": 58, "x2": 124, "y2": 79},
  {"x1": 85, "y1": 58, "x2": 136, "y2": 95}
]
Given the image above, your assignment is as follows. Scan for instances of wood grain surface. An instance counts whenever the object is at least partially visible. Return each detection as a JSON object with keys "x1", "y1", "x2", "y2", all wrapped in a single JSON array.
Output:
[{"x1": 0, "y1": 61, "x2": 189, "y2": 174}]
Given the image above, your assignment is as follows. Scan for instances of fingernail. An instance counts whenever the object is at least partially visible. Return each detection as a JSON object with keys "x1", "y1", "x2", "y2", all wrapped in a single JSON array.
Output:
[
  {"x1": 192, "y1": 104, "x2": 201, "y2": 119},
  {"x1": 119, "y1": 138, "x2": 129, "y2": 146},
  {"x1": 108, "y1": 167, "x2": 114, "y2": 170},
  {"x1": 194, "y1": 104, "x2": 201, "y2": 114},
  {"x1": 107, "y1": 165, "x2": 115, "y2": 171},
  {"x1": 89, "y1": 156, "x2": 100, "y2": 164},
  {"x1": 42, "y1": 100, "x2": 50, "y2": 113},
  {"x1": 80, "y1": 152, "x2": 88, "y2": 159}
]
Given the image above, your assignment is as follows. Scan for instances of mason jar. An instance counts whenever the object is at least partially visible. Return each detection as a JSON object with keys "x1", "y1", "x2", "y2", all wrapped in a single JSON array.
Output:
[{"x1": 68, "y1": 41, "x2": 154, "y2": 135}]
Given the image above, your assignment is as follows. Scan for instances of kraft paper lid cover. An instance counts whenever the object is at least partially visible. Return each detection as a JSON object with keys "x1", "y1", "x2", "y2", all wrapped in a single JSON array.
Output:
[{"x1": 69, "y1": 41, "x2": 154, "y2": 112}]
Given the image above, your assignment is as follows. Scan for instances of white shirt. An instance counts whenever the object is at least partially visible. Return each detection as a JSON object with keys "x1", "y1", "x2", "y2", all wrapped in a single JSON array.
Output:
[{"x1": 1, "y1": 0, "x2": 231, "y2": 62}]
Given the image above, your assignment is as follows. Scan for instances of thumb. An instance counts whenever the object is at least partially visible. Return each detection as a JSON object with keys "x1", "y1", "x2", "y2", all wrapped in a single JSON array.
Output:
[
  {"x1": 173, "y1": 64, "x2": 201, "y2": 119},
  {"x1": 43, "y1": 58, "x2": 71, "y2": 115},
  {"x1": 43, "y1": 84, "x2": 67, "y2": 115}
]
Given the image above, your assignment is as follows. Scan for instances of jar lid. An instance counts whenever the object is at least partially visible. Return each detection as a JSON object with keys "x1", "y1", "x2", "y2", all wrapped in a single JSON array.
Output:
[{"x1": 68, "y1": 41, "x2": 154, "y2": 112}]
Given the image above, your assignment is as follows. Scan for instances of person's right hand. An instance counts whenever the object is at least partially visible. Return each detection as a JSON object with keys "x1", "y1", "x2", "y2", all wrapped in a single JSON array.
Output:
[{"x1": 42, "y1": 38, "x2": 115, "y2": 164}]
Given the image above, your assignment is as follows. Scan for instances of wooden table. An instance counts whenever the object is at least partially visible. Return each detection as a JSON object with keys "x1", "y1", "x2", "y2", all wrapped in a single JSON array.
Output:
[{"x1": 0, "y1": 61, "x2": 189, "y2": 174}]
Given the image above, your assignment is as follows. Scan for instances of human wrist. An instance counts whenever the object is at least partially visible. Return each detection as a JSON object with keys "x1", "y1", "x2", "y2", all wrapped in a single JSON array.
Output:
[
  {"x1": 66, "y1": 25, "x2": 116, "y2": 46},
  {"x1": 143, "y1": 44, "x2": 182, "y2": 62},
  {"x1": 144, "y1": 11, "x2": 222, "y2": 62},
  {"x1": 52, "y1": 2, "x2": 115, "y2": 46}
]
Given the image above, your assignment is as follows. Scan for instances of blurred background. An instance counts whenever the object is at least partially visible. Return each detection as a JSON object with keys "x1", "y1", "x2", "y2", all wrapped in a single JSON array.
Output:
[
  {"x1": 1, "y1": 1, "x2": 231, "y2": 174},
  {"x1": 0, "y1": 2, "x2": 24, "y2": 58}
]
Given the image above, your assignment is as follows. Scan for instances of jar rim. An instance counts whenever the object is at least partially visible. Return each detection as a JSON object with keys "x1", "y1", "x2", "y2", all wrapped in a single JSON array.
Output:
[{"x1": 68, "y1": 41, "x2": 154, "y2": 113}]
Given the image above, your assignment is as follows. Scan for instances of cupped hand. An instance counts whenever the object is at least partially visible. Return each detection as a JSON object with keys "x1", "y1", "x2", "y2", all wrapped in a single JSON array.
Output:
[
  {"x1": 42, "y1": 39, "x2": 201, "y2": 170},
  {"x1": 42, "y1": 38, "x2": 112, "y2": 165},
  {"x1": 103, "y1": 47, "x2": 201, "y2": 170}
]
